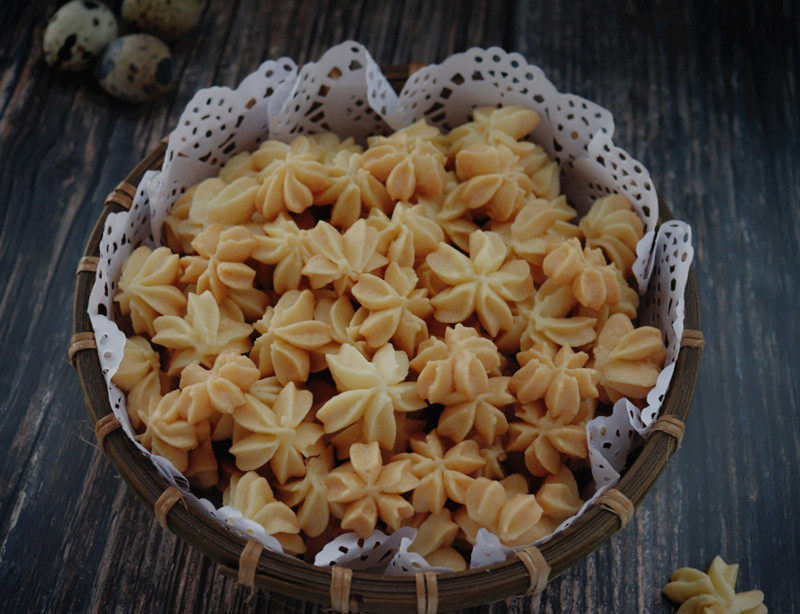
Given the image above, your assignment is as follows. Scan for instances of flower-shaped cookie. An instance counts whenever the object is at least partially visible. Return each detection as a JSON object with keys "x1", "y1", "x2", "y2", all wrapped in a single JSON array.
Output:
[
  {"x1": 361, "y1": 120, "x2": 448, "y2": 201},
  {"x1": 486, "y1": 468, "x2": 583, "y2": 547},
  {"x1": 426, "y1": 230, "x2": 533, "y2": 336},
  {"x1": 397, "y1": 430, "x2": 484, "y2": 513},
  {"x1": 543, "y1": 238, "x2": 621, "y2": 310},
  {"x1": 250, "y1": 213, "x2": 311, "y2": 293},
  {"x1": 579, "y1": 194, "x2": 644, "y2": 276},
  {"x1": 410, "y1": 324, "x2": 501, "y2": 403},
  {"x1": 316, "y1": 344, "x2": 425, "y2": 450},
  {"x1": 314, "y1": 150, "x2": 392, "y2": 228},
  {"x1": 112, "y1": 335, "x2": 163, "y2": 430},
  {"x1": 367, "y1": 202, "x2": 445, "y2": 265},
  {"x1": 459, "y1": 477, "x2": 543, "y2": 545},
  {"x1": 188, "y1": 176, "x2": 260, "y2": 226},
  {"x1": 510, "y1": 343, "x2": 599, "y2": 422},
  {"x1": 448, "y1": 143, "x2": 533, "y2": 222},
  {"x1": 115, "y1": 246, "x2": 187, "y2": 336},
  {"x1": 230, "y1": 383, "x2": 325, "y2": 483},
  {"x1": 663, "y1": 556, "x2": 767, "y2": 614},
  {"x1": 506, "y1": 401, "x2": 588, "y2": 476},
  {"x1": 302, "y1": 219, "x2": 388, "y2": 295},
  {"x1": 278, "y1": 447, "x2": 336, "y2": 537},
  {"x1": 152, "y1": 290, "x2": 253, "y2": 376},
  {"x1": 138, "y1": 389, "x2": 206, "y2": 472},
  {"x1": 180, "y1": 224, "x2": 267, "y2": 320},
  {"x1": 437, "y1": 376, "x2": 513, "y2": 444},
  {"x1": 448, "y1": 105, "x2": 540, "y2": 158},
  {"x1": 249, "y1": 289, "x2": 331, "y2": 385},
  {"x1": 407, "y1": 509, "x2": 466, "y2": 571},
  {"x1": 492, "y1": 197, "x2": 574, "y2": 267},
  {"x1": 529, "y1": 279, "x2": 598, "y2": 347},
  {"x1": 178, "y1": 351, "x2": 260, "y2": 422},
  {"x1": 593, "y1": 313, "x2": 666, "y2": 403},
  {"x1": 223, "y1": 471, "x2": 305, "y2": 554},
  {"x1": 351, "y1": 262, "x2": 432, "y2": 354},
  {"x1": 254, "y1": 148, "x2": 331, "y2": 219},
  {"x1": 325, "y1": 441, "x2": 419, "y2": 537}
]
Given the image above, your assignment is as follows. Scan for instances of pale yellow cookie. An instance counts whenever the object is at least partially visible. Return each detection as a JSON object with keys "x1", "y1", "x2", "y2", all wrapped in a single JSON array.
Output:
[
  {"x1": 178, "y1": 351, "x2": 260, "y2": 422},
  {"x1": 112, "y1": 335, "x2": 163, "y2": 430},
  {"x1": 458, "y1": 476, "x2": 543, "y2": 545},
  {"x1": 115, "y1": 246, "x2": 186, "y2": 336},
  {"x1": 543, "y1": 238, "x2": 622, "y2": 310},
  {"x1": 302, "y1": 219, "x2": 388, "y2": 295},
  {"x1": 361, "y1": 120, "x2": 448, "y2": 201},
  {"x1": 351, "y1": 262, "x2": 432, "y2": 354},
  {"x1": 180, "y1": 224, "x2": 267, "y2": 320},
  {"x1": 437, "y1": 376, "x2": 513, "y2": 444},
  {"x1": 407, "y1": 509, "x2": 466, "y2": 571},
  {"x1": 528, "y1": 278, "x2": 598, "y2": 347},
  {"x1": 448, "y1": 143, "x2": 532, "y2": 221},
  {"x1": 426, "y1": 230, "x2": 533, "y2": 336},
  {"x1": 313, "y1": 150, "x2": 392, "y2": 228},
  {"x1": 593, "y1": 313, "x2": 666, "y2": 403},
  {"x1": 663, "y1": 556, "x2": 767, "y2": 614},
  {"x1": 510, "y1": 342, "x2": 599, "y2": 422},
  {"x1": 223, "y1": 471, "x2": 305, "y2": 554},
  {"x1": 152, "y1": 290, "x2": 252, "y2": 376},
  {"x1": 325, "y1": 441, "x2": 418, "y2": 537},
  {"x1": 278, "y1": 447, "x2": 336, "y2": 537},
  {"x1": 230, "y1": 383, "x2": 324, "y2": 482},
  {"x1": 506, "y1": 401, "x2": 588, "y2": 477},
  {"x1": 579, "y1": 194, "x2": 644, "y2": 276},
  {"x1": 250, "y1": 289, "x2": 331, "y2": 385},
  {"x1": 448, "y1": 105, "x2": 540, "y2": 159},
  {"x1": 316, "y1": 343, "x2": 425, "y2": 451},
  {"x1": 411, "y1": 324, "x2": 501, "y2": 403},
  {"x1": 188, "y1": 176, "x2": 259, "y2": 226},
  {"x1": 253, "y1": 143, "x2": 330, "y2": 219},
  {"x1": 395, "y1": 430, "x2": 484, "y2": 513},
  {"x1": 138, "y1": 389, "x2": 206, "y2": 472}
]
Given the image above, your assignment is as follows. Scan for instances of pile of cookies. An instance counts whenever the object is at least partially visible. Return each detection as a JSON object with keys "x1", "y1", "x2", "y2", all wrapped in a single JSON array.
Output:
[{"x1": 111, "y1": 105, "x2": 666, "y2": 569}]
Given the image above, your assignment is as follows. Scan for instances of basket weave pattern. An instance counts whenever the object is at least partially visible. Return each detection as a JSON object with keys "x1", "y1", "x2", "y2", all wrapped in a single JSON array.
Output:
[{"x1": 71, "y1": 66, "x2": 702, "y2": 613}]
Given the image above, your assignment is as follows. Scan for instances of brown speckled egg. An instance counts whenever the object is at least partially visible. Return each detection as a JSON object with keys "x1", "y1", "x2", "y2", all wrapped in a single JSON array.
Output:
[
  {"x1": 122, "y1": 0, "x2": 203, "y2": 41},
  {"x1": 43, "y1": 0, "x2": 119, "y2": 71},
  {"x1": 96, "y1": 34, "x2": 172, "y2": 103}
]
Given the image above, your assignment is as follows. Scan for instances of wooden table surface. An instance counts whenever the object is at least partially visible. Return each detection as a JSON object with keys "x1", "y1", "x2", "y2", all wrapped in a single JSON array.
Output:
[{"x1": 1, "y1": 1, "x2": 798, "y2": 611}]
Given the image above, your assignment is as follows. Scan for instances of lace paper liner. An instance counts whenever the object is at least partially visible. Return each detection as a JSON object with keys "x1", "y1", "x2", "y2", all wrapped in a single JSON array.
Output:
[{"x1": 86, "y1": 42, "x2": 694, "y2": 574}]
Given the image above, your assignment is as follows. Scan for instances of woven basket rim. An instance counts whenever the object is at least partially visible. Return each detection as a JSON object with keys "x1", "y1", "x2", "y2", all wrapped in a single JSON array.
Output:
[{"x1": 71, "y1": 80, "x2": 701, "y2": 612}]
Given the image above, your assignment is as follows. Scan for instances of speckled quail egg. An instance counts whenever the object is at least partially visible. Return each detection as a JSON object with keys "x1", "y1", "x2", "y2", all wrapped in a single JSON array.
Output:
[
  {"x1": 43, "y1": 0, "x2": 119, "y2": 71},
  {"x1": 96, "y1": 34, "x2": 173, "y2": 103},
  {"x1": 122, "y1": 0, "x2": 203, "y2": 41}
]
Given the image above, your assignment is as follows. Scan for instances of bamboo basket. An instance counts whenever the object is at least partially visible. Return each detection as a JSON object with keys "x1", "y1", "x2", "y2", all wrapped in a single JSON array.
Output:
[{"x1": 71, "y1": 64, "x2": 703, "y2": 613}]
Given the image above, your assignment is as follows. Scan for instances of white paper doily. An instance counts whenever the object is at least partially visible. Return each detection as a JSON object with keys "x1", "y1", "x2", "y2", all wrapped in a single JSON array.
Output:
[{"x1": 86, "y1": 42, "x2": 694, "y2": 573}]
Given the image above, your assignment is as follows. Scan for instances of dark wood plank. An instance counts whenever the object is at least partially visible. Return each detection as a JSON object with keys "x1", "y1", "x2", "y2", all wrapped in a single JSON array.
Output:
[{"x1": 0, "y1": 0, "x2": 798, "y2": 612}]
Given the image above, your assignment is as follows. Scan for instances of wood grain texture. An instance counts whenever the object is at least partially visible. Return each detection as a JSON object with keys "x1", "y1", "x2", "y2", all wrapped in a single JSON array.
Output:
[{"x1": 1, "y1": 0, "x2": 798, "y2": 612}]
